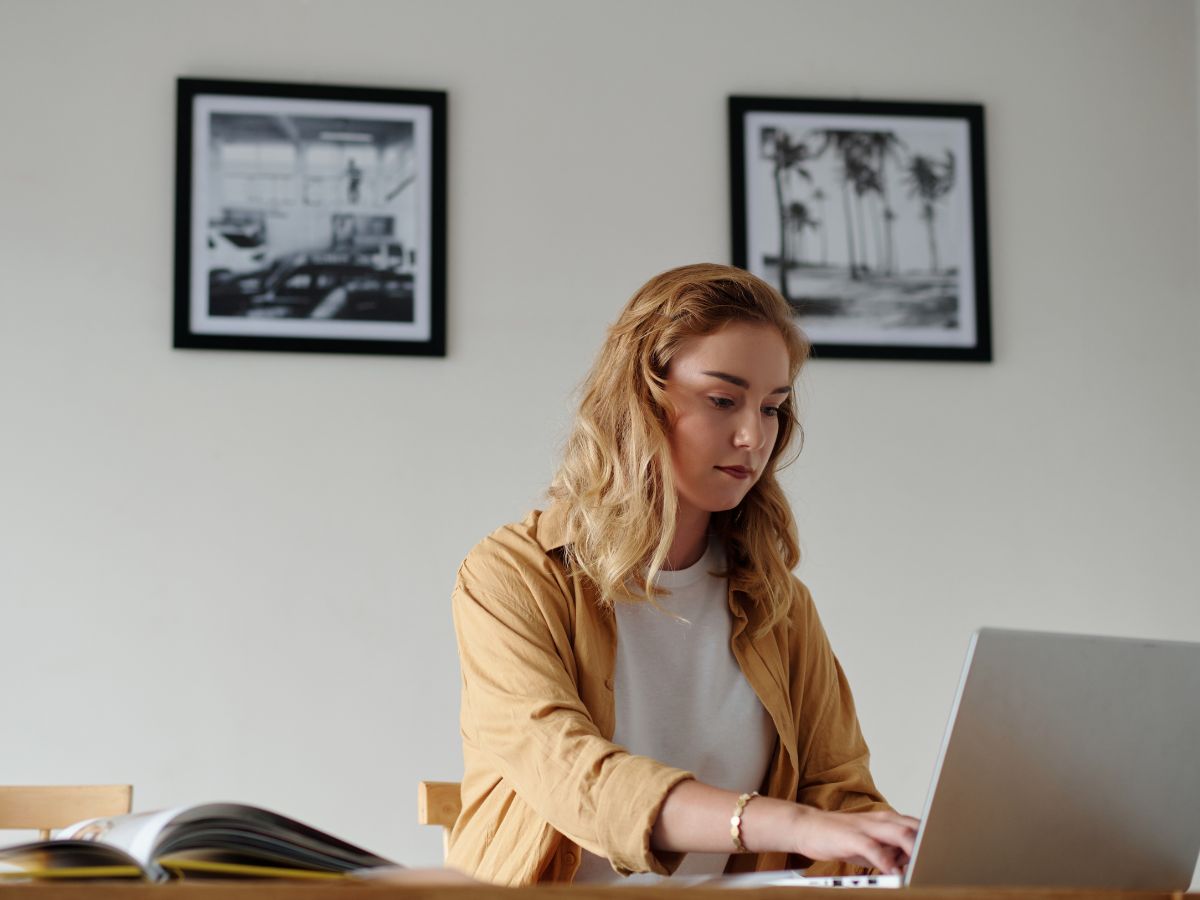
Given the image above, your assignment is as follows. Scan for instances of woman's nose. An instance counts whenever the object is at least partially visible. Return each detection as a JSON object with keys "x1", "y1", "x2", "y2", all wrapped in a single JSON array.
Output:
[{"x1": 734, "y1": 412, "x2": 765, "y2": 450}]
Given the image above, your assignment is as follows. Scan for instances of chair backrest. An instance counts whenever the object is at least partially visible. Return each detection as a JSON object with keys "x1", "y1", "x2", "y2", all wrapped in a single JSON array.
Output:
[
  {"x1": 0, "y1": 785, "x2": 133, "y2": 841},
  {"x1": 416, "y1": 781, "x2": 461, "y2": 859}
]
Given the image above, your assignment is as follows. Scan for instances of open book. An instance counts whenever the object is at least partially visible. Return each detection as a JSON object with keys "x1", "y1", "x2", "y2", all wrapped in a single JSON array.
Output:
[{"x1": 0, "y1": 802, "x2": 396, "y2": 882}]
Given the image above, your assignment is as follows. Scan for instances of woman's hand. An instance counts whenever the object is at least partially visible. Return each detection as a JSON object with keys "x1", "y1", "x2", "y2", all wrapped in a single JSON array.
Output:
[{"x1": 786, "y1": 806, "x2": 919, "y2": 875}]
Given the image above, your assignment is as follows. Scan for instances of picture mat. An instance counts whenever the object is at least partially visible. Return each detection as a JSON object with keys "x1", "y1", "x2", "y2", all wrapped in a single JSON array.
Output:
[
  {"x1": 743, "y1": 110, "x2": 976, "y2": 348},
  {"x1": 190, "y1": 93, "x2": 433, "y2": 341}
]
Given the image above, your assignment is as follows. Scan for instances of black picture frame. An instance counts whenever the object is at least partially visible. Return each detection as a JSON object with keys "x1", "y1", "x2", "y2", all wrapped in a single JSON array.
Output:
[
  {"x1": 174, "y1": 78, "x2": 447, "y2": 356},
  {"x1": 730, "y1": 96, "x2": 991, "y2": 362}
]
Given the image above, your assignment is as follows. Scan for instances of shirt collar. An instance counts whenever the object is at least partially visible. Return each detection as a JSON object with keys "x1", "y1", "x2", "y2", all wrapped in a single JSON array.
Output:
[
  {"x1": 536, "y1": 502, "x2": 752, "y2": 619},
  {"x1": 535, "y1": 501, "x2": 571, "y2": 551}
]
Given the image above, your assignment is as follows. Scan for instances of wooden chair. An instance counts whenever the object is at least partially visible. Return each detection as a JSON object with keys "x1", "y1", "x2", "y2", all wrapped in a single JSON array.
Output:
[
  {"x1": 0, "y1": 785, "x2": 133, "y2": 840},
  {"x1": 417, "y1": 781, "x2": 461, "y2": 858}
]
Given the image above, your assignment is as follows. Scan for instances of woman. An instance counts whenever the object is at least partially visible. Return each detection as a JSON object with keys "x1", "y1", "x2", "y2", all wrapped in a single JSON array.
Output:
[{"x1": 449, "y1": 263, "x2": 917, "y2": 886}]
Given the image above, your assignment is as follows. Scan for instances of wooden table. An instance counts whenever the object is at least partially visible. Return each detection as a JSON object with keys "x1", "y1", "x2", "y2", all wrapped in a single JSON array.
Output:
[{"x1": 0, "y1": 883, "x2": 1194, "y2": 900}]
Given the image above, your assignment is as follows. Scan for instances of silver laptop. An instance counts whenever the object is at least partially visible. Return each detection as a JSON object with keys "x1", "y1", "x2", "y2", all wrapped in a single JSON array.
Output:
[{"x1": 718, "y1": 628, "x2": 1200, "y2": 890}]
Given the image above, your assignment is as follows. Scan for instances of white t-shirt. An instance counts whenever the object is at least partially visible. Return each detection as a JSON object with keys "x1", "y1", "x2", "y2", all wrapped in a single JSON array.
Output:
[{"x1": 573, "y1": 540, "x2": 776, "y2": 884}]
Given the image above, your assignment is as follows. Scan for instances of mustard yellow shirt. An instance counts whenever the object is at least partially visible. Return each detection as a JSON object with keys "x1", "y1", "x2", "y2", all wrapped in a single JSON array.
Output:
[{"x1": 448, "y1": 504, "x2": 890, "y2": 885}]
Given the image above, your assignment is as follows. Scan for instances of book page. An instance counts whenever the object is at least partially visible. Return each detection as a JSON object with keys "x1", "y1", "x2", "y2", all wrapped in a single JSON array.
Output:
[
  {"x1": 53, "y1": 802, "x2": 395, "y2": 878},
  {"x1": 152, "y1": 803, "x2": 393, "y2": 870},
  {"x1": 0, "y1": 840, "x2": 147, "y2": 881},
  {"x1": 55, "y1": 806, "x2": 191, "y2": 874}
]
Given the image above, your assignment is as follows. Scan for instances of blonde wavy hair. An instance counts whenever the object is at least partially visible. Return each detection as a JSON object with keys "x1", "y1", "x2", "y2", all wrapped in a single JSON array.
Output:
[{"x1": 549, "y1": 263, "x2": 810, "y2": 633}]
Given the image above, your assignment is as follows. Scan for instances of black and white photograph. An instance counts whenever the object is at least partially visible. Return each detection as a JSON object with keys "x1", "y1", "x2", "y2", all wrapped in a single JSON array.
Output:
[
  {"x1": 731, "y1": 96, "x2": 991, "y2": 361},
  {"x1": 174, "y1": 78, "x2": 447, "y2": 356}
]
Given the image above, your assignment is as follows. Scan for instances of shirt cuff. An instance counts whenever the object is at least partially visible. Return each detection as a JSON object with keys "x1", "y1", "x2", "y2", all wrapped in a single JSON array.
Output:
[{"x1": 594, "y1": 756, "x2": 695, "y2": 876}]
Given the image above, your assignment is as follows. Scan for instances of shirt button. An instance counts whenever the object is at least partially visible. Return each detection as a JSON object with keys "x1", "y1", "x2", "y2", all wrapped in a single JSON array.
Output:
[
  {"x1": 604, "y1": 678, "x2": 613, "y2": 691},
  {"x1": 564, "y1": 851, "x2": 577, "y2": 866}
]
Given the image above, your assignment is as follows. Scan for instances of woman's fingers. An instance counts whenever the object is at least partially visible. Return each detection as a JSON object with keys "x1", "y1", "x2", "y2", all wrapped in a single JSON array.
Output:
[
  {"x1": 792, "y1": 807, "x2": 921, "y2": 874},
  {"x1": 847, "y1": 813, "x2": 919, "y2": 874},
  {"x1": 853, "y1": 835, "x2": 900, "y2": 875},
  {"x1": 863, "y1": 817, "x2": 918, "y2": 857},
  {"x1": 863, "y1": 810, "x2": 921, "y2": 832}
]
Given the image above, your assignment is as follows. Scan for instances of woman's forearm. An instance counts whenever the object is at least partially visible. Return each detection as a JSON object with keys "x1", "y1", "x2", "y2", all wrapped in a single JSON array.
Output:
[
  {"x1": 649, "y1": 778, "x2": 802, "y2": 854},
  {"x1": 649, "y1": 778, "x2": 919, "y2": 875}
]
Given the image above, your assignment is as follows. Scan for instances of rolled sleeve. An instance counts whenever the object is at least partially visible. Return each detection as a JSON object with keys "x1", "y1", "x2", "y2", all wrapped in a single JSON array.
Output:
[{"x1": 593, "y1": 753, "x2": 693, "y2": 875}]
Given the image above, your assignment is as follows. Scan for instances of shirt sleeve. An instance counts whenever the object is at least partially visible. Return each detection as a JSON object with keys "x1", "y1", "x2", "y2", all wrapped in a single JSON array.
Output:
[
  {"x1": 452, "y1": 538, "x2": 695, "y2": 877},
  {"x1": 788, "y1": 579, "x2": 890, "y2": 813},
  {"x1": 786, "y1": 580, "x2": 892, "y2": 875}
]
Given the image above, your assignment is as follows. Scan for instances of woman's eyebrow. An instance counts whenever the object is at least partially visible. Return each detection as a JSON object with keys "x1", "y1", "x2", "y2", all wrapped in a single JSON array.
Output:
[{"x1": 701, "y1": 370, "x2": 791, "y2": 394}]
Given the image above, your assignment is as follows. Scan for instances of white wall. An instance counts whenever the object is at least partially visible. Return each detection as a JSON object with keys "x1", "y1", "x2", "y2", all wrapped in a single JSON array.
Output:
[{"x1": 1, "y1": 0, "x2": 1198, "y2": 874}]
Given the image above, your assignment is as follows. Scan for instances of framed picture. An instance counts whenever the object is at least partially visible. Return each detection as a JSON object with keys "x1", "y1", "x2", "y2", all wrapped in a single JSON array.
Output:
[
  {"x1": 174, "y1": 78, "x2": 447, "y2": 356},
  {"x1": 730, "y1": 96, "x2": 991, "y2": 362}
]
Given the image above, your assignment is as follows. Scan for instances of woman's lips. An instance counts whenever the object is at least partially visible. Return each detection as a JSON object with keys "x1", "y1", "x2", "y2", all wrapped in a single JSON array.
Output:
[{"x1": 716, "y1": 465, "x2": 753, "y2": 480}]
